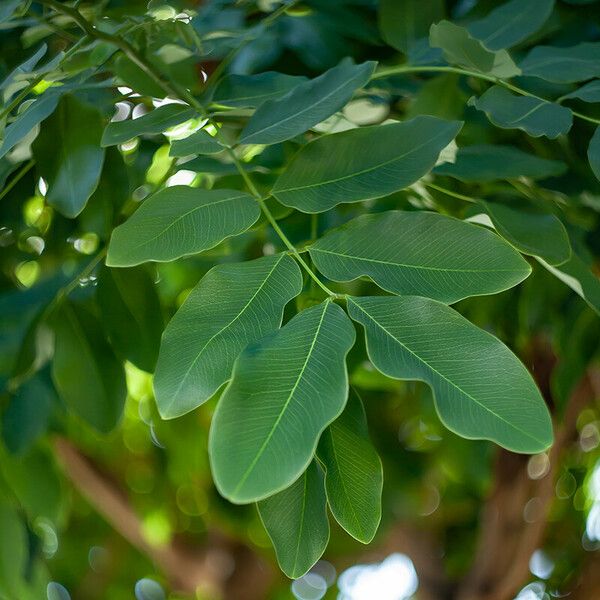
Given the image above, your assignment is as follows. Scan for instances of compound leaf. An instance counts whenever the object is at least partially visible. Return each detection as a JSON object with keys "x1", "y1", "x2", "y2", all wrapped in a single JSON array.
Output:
[{"x1": 520, "y1": 42, "x2": 600, "y2": 83}]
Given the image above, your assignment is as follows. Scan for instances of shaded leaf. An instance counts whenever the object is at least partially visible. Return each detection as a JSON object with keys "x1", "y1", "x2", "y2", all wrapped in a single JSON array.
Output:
[
  {"x1": 113, "y1": 54, "x2": 165, "y2": 97},
  {"x1": 209, "y1": 301, "x2": 355, "y2": 503},
  {"x1": 257, "y1": 461, "x2": 329, "y2": 579},
  {"x1": 309, "y1": 210, "x2": 531, "y2": 303},
  {"x1": 317, "y1": 390, "x2": 382, "y2": 544},
  {"x1": 51, "y1": 302, "x2": 126, "y2": 433},
  {"x1": 154, "y1": 254, "x2": 303, "y2": 419},
  {"x1": 469, "y1": 86, "x2": 572, "y2": 139},
  {"x1": 562, "y1": 80, "x2": 600, "y2": 103},
  {"x1": 169, "y1": 129, "x2": 222, "y2": 157},
  {"x1": 348, "y1": 295, "x2": 553, "y2": 453},
  {"x1": 106, "y1": 187, "x2": 260, "y2": 267},
  {"x1": 239, "y1": 60, "x2": 375, "y2": 145},
  {"x1": 273, "y1": 116, "x2": 462, "y2": 213},
  {"x1": 520, "y1": 42, "x2": 600, "y2": 83},
  {"x1": 588, "y1": 126, "x2": 600, "y2": 182}
]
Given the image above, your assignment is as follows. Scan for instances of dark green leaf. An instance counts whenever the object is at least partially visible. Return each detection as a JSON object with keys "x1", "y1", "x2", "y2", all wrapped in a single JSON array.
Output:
[
  {"x1": 51, "y1": 302, "x2": 126, "y2": 433},
  {"x1": 169, "y1": 129, "x2": 222, "y2": 157},
  {"x1": 309, "y1": 210, "x2": 531, "y2": 303},
  {"x1": 154, "y1": 254, "x2": 303, "y2": 419},
  {"x1": 272, "y1": 116, "x2": 462, "y2": 213},
  {"x1": 33, "y1": 94, "x2": 105, "y2": 218},
  {"x1": 317, "y1": 390, "x2": 382, "y2": 544},
  {"x1": 113, "y1": 54, "x2": 165, "y2": 97},
  {"x1": 239, "y1": 60, "x2": 376, "y2": 145},
  {"x1": 349, "y1": 296, "x2": 553, "y2": 453},
  {"x1": 562, "y1": 80, "x2": 600, "y2": 103},
  {"x1": 520, "y1": 42, "x2": 600, "y2": 83},
  {"x1": 106, "y1": 187, "x2": 260, "y2": 267},
  {"x1": 588, "y1": 126, "x2": 600, "y2": 182},
  {"x1": 97, "y1": 266, "x2": 163, "y2": 372},
  {"x1": 469, "y1": 86, "x2": 572, "y2": 139},
  {"x1": 209, "y1": 301, "x2": 355, "y2": 503},
  {"x1": 434, "y1": 144, "x2": 566, "y2": 181},
  {"x1": 0, "y1": 44, "x2": 47, "y2": 98},
  {"x1": 257, "y1": 461, "x2": 329, "y2": 579}
]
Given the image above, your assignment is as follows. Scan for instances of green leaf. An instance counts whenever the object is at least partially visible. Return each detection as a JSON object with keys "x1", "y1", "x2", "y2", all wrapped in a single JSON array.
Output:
[
  {"x1": 0, "y1": 0, "x2": 23, "y2": 22},
  {"x1": 113, "y1": 54, "x2": 165, "y2": 97},
  {"x1": 478, "y1": 197, "x2": 571, "y2": 265},
  {"x1": 33, "y1": 94, "x2": 105, "y2": 218},
  {"x1": 272, "y1": 116, "x2": 462, "y2": 213},
  {"x1": 0, "y1": 44, "x2": 47, "y2": 98},
  {"x1": 467, "y1": 0, "x2": 554, "y2": 51},
  {"x1": 0, "y1": 499, "x2": 27, "y2": 597},
  {"x1": 538, "y1": 253, "x2": 600, "y2": 315},
  {"x1": 468, "y1": 86, "x2": 572, "y2": 139},
  {"x1": 378, "y1": 0, "x2": 444, "y2": 53},
  {"x1": 239, "y1": 60, "x2": 376, "y2": 145},
  {"x1": 101, "y1": 104, "x2": 195, "y2": 147},
  {"x1": 434, "y1": 144, "x2": 566, "y2": 181},
  {"x1": 588, "y1": 126, "x2": 600, "y2": 182},
  {"x1": 212, "y1": 72, "x2": 308, "y2": 108},
  {"x1": 169, "y1": 129, "x2": 222, "y2": 157},
  {"x1": 106, "y1": 187, "x2": 260, "y2": 267},
  {"x1": 348, "y1": 295, "x2": 553, "y2": 453},
  {"x1": 316, "y1": 390, "x2": 382, "y2": 544},
  {"x1": 0, "y1": 92, "x2": 59, "y2": 160},
  {"x1": 309, "y1": 210, "x2": 530, "y2": 303},
  {"x1": 562, "y1": 80, "x2": 600, "y2": 103},
  {"x1": 257, "y1": 461, "x2": 329, "y2": 579},
  {"x1": 154, "y1": 254, "x2": 303, "y2": 419},
  {"x1": 209, "y1": 301, "x2": 356, "y2": 503},
  {"x1": 429, "y1": 21, "x2": 521, "y2": 78},
  {"x1": 97, "y1": 266, "x2": 163, "y2": 372},
  {"x1": 520, "y1": 42, "x2": 600, "y2": 83},
  {"x1": 51, "y1": 302, "x2": 126, "y2": 433}
]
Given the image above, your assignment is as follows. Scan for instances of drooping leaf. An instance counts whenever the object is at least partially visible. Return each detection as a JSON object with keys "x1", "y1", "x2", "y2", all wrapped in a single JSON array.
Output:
[
  {"x1": 212, "y1": 72, "x2": 308, "y2": 108},
  {"x1": 239, "y1": 60, "x2": 376, "y2": 145},
  {"x1": 429, "y1": 21, "x2": 520, "y2": 78},
  {"x1": 434, "y1": 144, "x2": 566, "y2": 181},
  {"x1": 51, "y1": 302, "x2": 126, "y2": 433},
  {"x1": 520, "y1": 42, "x2": 600, "y2": 83},
  {"x1": 588, "y1": 126, "x2": 600, "y2": 181},
  {"x1": 272, "y1": 116, "x2": 462, "y2": 213},
  {"x1": 468, "y1": 86, "x2": 572, "y2": 139},
  {"x1": 467, "y1": 0, "x2": 554, "y2": 51},
  {"x1": 348, "y1": 295, "x2": 553, "y2": 453},
  {"x1": 0, "y1": 91, "x2": 60, "y2": 159},
  {"x1": 257, "y1": 461, "x2": 329, "y2": 579},
  {"x1": 378, "y1": 0, "x2": 444, "y2": 53},
  {"x1": 169, "y1": 129, "x2": 222, "y2": 157},
  {"x1": 33, "y1": 94, "x2": 105, "y2": 218},
  {"x1": 97, "y1": 266, "x2": 163, "y2": 372},
  {"x1": 209, "y1": 301, "x2": 356, "y2": 503},
  {"x1": 309, "y1": 211, "x2": 530, "y2": 303},
  {"x1": 316, "y1": 390, "x2": 382, "y2": 544},
  {"x1": 478, "y1": 197, "x2": 571, "y2": 265},
  {"x1": 106, "y1": 187, "x2": 260, "y2": 267},
  {"x1": 101, "y1": 104, "x2": 195, "y2": 147},
  {"x1": 154, "y1": 254, "x2": 303, "y2": 419},
  {"x1": 562, "y1": 80, "x2": 600, "y2": 103}
]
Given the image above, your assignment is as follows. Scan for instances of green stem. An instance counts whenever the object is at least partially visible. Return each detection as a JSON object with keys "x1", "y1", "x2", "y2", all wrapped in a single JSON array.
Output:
[
  {"x1": 424, "y1": 181, "x2": 479, "y2": 204},
  {"x1": 0, "y1": 160, "x2": 35, "y2": 202},
  {"x1": 372, "y1": 65, "x2": 600, "y2": 126}
]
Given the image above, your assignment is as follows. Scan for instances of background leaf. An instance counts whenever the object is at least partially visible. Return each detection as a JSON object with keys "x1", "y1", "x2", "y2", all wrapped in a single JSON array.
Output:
[
  {"x1": 588, "y1": 126, "x2": 600, "y2": 181},
  {"x1": 520, "y1": 42, "x2": 600, "y2": 83},
  {"x1": 169, "y1": 130, "x2": 222, "y2": 157}
]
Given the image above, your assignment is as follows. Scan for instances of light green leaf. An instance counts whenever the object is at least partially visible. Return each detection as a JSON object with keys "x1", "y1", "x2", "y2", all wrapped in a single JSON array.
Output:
[
  {"x1": 106, "y1": 187, "x2": 260, "y2": 267},
  {"x1": 478, "y1": 197, "x2": 571, "y2": 265},
  {"x1": 257, "y1": 461, "x2": 329, "y2": 579},
  {"x1": 0, "y1": 499, "x2": 27, "y2": 597},
  {"x1": 520, "y1": 42, "x2": 600, "y2": 83},
  {"x1": 348, "y1": 295, "x2": 553, "y2": 453},
  {"x1": 317, "y1": 390, "x2": 382, "y2": 544},
  {"x1": 469, "y1": 86, "x2": 572, "y2": 139},
  {"x1": 239, "y1": 60, "x2": 376, "y2": 145},
  {"x1": 0, "y1": 92, "x2": 59, "y2": 159},
  {"x1": 378, "y1": 0, "x2": 444, "y2": 53},
  {"x1": 588, "y1": 126, "x2": 600, "y2": 182},
  {"x1": 429, "y1": 21, "x2": 520, "y2": 78},
  {"x1": 467, "y1": 0, "x2": 554, "y2": 51},
  {"x1": 209, "y1": 301, "x2": 356, "y2": 503},
  {"x1": 272, "y1": 116, "x2": 462, "y2": 213},
  {"x1": 562, "y1": 80, "x2": 600, "y2": 103},
  {"x1": 434, "y1": 144, "x2": 566, "y2": 181},
  {"x1": 97, "y1": 266, "x2": 163, "y2": 372},
  {"x1": 51, "y1": 302, "x2": 126, "y2": 433},
  {"x1": 154, "y1": 254, "x2": 303, "y2": 419},
  {"x1": 309, "y1": 211, "x2": 530, "y2": 303},
  {"x1": 169, "y1": 129, "x2": 222, "y2": 157},
  {"x1": 101, "y1": 104, "x2": 195, "y2": 147},
  {"x1": 33, "y1": 94, "x2": 105, "y2": 218},
  {"x1": 212, "y1": 72, "x2": 308, "y2": 108}
]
